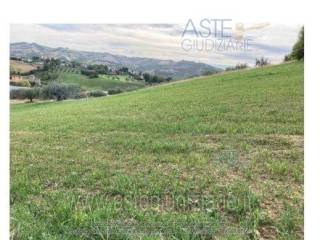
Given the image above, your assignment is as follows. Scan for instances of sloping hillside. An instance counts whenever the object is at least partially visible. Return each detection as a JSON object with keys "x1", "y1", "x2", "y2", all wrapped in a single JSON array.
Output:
[
  {"x1": 10, "y1": 42, "x2": 222, "y2": 79},
  {"x1": 10, "y1": 62, "x2": 304, "y2": 239}
]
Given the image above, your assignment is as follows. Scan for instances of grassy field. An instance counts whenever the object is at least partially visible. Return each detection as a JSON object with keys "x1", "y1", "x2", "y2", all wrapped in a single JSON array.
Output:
[
  {"x1": 10, "y1": 62, "x2": 304, "y2": 239},
  {"x1": 57, "y1": 71, "x2": 144, "y2": 91}
]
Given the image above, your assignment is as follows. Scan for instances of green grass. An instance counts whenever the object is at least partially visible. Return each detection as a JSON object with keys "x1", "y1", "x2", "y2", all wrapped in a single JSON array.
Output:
[
  {"x1": 10, "y1": 62, "x2": 304, "y2": 239},
  {"x1": 56, "y1": 71, "x2": 144, "y2": 91}
]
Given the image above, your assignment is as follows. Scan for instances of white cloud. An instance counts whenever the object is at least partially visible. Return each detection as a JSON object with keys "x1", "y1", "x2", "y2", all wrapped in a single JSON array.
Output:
[{"x1": 10, "y1": 23, "x2": 301, "y2": 67}]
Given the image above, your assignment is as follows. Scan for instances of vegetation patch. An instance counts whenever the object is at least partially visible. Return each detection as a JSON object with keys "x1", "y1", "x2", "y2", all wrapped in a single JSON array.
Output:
[{"x1": 11, "y1": 62, "x2": 304, "y2": 239}]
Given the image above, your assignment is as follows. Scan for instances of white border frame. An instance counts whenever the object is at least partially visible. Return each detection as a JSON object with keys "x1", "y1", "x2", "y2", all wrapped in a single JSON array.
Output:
[{"x1": 0, "y1": 0, "x2": 318, "y2": 239}]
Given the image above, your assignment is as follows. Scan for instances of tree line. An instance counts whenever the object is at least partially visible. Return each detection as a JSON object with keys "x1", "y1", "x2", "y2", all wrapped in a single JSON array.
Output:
[{"x1": 284, "y1": 27, "x2": 304, "y2": 61}]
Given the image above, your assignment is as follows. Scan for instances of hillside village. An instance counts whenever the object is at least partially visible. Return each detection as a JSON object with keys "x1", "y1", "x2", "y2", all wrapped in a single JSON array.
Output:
[{"x1": 9, "y1": 56, "x2": 177, "y2": 101}]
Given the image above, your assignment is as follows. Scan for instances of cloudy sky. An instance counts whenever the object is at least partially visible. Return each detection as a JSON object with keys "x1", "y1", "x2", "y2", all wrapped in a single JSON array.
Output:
[{"x1": 10, "y1": 23, "x2": 301, "y2": 67}]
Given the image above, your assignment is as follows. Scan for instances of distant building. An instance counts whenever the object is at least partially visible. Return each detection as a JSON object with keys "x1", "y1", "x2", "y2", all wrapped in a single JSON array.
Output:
[
  {"x1": 27, "y1": 75, "x2": 41, "y2": 86},
  {"x1": 10, "y1": 75, "x2": 23, "y2": 81}
]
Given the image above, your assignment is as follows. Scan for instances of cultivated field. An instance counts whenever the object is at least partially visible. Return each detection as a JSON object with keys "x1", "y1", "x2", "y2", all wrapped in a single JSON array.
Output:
[
  {"x1": 10, "y1": 60, "x2": 38, "y2": 74},
  {"x1": 11, "y1": 62, "x2": 304, "y2": 239},
  {"x1": 57, "y1": 71, "x2": 144, "y2": 91}
]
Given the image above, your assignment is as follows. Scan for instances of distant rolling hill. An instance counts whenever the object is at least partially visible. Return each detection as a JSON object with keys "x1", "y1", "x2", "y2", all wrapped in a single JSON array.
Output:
[{"x1": 10, "y1": 42, "x2": 222, "y2": 80}]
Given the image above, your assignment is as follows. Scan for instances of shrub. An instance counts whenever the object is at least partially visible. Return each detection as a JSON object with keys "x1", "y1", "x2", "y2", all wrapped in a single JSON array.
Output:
[
  {"x1": 117, "y1": 67, "x2": 129, "y2": 74},
  {"x1": 10, "y1": 89, "x2": 27, "y2": 99},
  {"x1": 42, "y1": 83, "x2": 81, "y2": 101},
  {"x1": 81, "y1": 69, "x2": 99, "y2": 78},
  {"x1": 143, "y1": 73, "x2": 166, "y2": 84},
  {"x1": 225, "y1": 63, "x2": 249, "y2": 71},
  {"x1": 36, "y1": 71, "x2": 59, "y2": 81},
  {"x1": 255, "y1": 57, "x2": 270, "y2": 67},
  {"x1": 236, "y1": 63, "x2": 248, "y2": 70},
  {"x1": 142, "y1": 72, "x2": 152, "y2": 82},
  {"x1": 88, "y1": 90, "x2": 107, "y2": 97},
  {"x1": 10, "y1": 88, "x2": 40, "y2": 102},
  {"x1": 108, "y1": 89, "x2": 123, "y2": 95},
  {"x1": 23, "y1": 88, "x2": 41, "y2": 102}
]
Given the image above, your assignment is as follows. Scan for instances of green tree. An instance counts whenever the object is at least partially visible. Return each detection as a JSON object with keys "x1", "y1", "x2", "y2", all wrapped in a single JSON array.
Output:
[
  {"x1": 143, "y1": 73, "x2": 152, "y2": 82},
  {"x1": 23, "y1": 88, "x2": 40, "y2": 103},
  {"x1": 42, "y1": 83, "x2": 80, "y2": 101},
  {"x1": 285, "y1": 27, "x2": 304, "y2": 61},
  {"x1": 255, "y1": 57, "x2": 269, "y2": 67}
]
